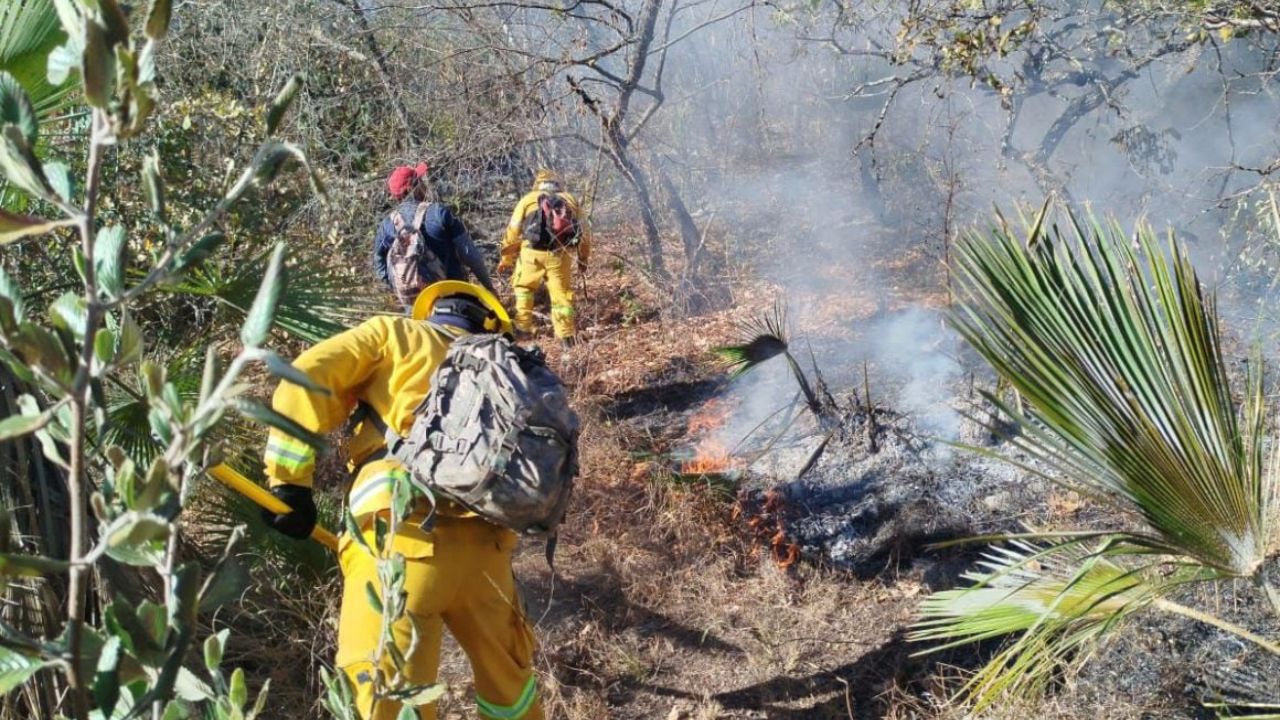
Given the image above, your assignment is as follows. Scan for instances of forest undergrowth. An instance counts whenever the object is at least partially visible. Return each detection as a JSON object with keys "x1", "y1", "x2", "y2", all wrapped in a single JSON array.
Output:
[{"x1": 335, "y1": 231, "x2": 1191, "y2": 720}]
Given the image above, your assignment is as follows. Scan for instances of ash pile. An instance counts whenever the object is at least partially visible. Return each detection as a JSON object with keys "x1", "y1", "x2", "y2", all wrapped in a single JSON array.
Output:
[
  {"x1": 693, "y1": 308, "x2": 1058, "y2": 576},
  {"x1": 730, "y1": 375, "x2": 1048, "y2": 577}
]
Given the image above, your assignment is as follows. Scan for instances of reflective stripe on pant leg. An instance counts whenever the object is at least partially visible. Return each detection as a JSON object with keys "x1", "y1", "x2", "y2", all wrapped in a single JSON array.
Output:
[
  {"x1": 347, "y1": 468, "x2": 409, "y2": 518},
  {"x1": 476, "y1": 674, "x2": 537, "y2": 719},
  {"x1": 512, "y1": 288, "x2": 535, "y2": 332},
  {"x1": 265, "y1": 435, "x2": 315, "y2": 473}
]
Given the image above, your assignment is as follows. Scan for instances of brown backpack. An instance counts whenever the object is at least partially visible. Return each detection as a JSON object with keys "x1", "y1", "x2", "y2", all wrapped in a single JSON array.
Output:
[{"x1": 388, "y1": 202, "x2": 446, "y2": 306}]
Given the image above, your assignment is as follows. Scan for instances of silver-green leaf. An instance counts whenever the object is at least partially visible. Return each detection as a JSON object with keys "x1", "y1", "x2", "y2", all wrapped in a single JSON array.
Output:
[
  {"x1": 96, "y1": 225, "x2": 127, "y2": 299},
  {"x1": 44, "y1": 162, "x2": 74, "y2": 203},
  {"x1": 0, "y1": 208, "x2": 69, "y2": 245},
  {"x1": 239, "y1": 242, "x2": 287, "y2": 347},
  {"x1": 81, "y1": 19, "x2": 115, "y2": 109},
  {"x1": 0, "y1": 647, "x2": 51, "y2": 695},
  {"x1": 145, "y1": 0, "x2": 172, "y2": 39},
  {"x1": 265, "y1": 74, "x2": 303, "y2": 135},
  {"x1": 251, "y1": 348, "x2": 330, "y2": 395},
  {"x1": 0, "y1": 412, "x2": 45, "y2": 442},
  {"x1": 203, "y1": 629, "x2": 228, "y2": 673},
  {"x1": 143, "y1": 151, "x2": 165, "y2": 219},
  {"x1": 232, "y1": 398, "x2": 324, "y2": 451},
  {"x1": 0, "y1": 124, "x2": 53, "y2": 199}
]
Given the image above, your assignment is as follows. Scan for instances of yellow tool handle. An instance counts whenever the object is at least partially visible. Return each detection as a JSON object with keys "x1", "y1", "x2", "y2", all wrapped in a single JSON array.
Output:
[{"x1": 207, "y1": 464, "x2": 339, "y2": 551}]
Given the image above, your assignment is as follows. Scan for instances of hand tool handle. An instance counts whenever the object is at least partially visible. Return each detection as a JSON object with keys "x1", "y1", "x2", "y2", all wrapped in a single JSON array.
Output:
[{"x1": 208, "y1": 464, "x2": 339, "y2": 551}]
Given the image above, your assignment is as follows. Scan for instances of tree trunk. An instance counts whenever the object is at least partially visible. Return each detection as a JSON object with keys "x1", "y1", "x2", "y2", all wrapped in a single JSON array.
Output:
[
  {"x1": 606, "y1": 134, "x2": 668, "y2": 279},
  {"x1": 656, "y1": 164, "x2": 702, "y2": 273}
]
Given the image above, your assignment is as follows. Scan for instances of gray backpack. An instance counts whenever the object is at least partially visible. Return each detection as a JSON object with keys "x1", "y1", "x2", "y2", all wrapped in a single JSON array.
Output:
[{"x1": 385, "y1": 332, "x2": 579, "y2": 536}]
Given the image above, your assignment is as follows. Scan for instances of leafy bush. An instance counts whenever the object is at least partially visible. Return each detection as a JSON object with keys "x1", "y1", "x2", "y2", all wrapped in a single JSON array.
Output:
[{"x1": 0, "y1": 1, "x2": 367, "y2": 717}]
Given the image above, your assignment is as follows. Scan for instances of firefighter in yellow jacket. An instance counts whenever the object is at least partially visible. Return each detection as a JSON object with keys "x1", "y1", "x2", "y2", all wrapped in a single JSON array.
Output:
[
  {"x1": 259, "y1": 281, "x2": 543, "y2": 720},
  {"x1": 498, "y1": 170, "x2": 591, "y2": 346}
]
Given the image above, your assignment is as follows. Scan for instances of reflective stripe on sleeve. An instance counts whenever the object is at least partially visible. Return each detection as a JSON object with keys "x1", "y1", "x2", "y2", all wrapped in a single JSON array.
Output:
[{"x1": 475, "y1": 675, "x2": 537, "y2": 720}]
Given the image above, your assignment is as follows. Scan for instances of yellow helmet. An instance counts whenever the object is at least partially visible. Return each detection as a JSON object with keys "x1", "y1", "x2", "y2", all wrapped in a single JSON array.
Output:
[
  {"x1": 411, "y1": 280, "x2": 513, "y2": 335},
  {"x1": 533, "y1": 169, "x2": 563, "y2": 193}
]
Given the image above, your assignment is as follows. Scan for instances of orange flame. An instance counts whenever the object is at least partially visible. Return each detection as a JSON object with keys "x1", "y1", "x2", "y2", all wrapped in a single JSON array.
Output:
[{"x1": 681, "y1": 399, "x2": 744, "y2": 475}]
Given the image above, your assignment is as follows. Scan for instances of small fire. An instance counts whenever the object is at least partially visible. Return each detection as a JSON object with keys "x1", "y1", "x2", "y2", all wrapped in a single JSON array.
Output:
[
  {"x1": 686, "y1": 397, "x2": 732, "y2": 434},
  {"x1": 681, "y1": 438, "x2": 742, "y2": 475},
  {"x1": 680, "y1": 399, "x2": 744, "y2": 476},
  {"x1": 737, "y1": 489, "x2": 801, "y2": 569}
]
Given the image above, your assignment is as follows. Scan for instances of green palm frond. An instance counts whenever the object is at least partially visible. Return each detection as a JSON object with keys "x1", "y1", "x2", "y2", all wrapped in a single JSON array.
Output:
[
  {"x1": 177, "y1": 244, "x2": 384, "y2": 343},
  {"x1": 191, "y1": 469, "x2": 337, "y2": 579},
  {"x1": 713, "y1": 302, "x2": 789, "y2": 377},
  {"x1": 102, "y1": 349, "x2": 204, "y2": 466},
  {"x1": 714, "y1": 301, "x2": 829, "y2": 417},
  {"x1": 950, "y1": 209, "x2": 1274, "y2": 576},
  {"x1": 0, "y1": 0, "x2": 72, "y2": 117},
  {"x1": 912, "y1": 538, "x2": 1166, "y2": 712}
]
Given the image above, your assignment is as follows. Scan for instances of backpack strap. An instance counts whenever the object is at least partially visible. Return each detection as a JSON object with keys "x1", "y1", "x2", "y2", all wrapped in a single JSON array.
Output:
[
  {"x1": 412, "y1": 202, "x2": 431, "y2": 234},
  {"x1": 534, "y1": 531, "x2": 558, "y2": 626},
  {"x1": 389, "y1": 203, "x2": 430, "y2": 238},
  {"x1": 390, "y1": 207, "x2": 407, "y2": 235}
]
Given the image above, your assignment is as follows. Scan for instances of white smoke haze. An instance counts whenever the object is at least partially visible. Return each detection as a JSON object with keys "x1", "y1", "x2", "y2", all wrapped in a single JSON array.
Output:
[
  {"x1": 543, "y1": 5, "x2": 1280, "y2": 449},
  {"x1": 866, "y1": 309, "x2": 962, "y2": 439}
]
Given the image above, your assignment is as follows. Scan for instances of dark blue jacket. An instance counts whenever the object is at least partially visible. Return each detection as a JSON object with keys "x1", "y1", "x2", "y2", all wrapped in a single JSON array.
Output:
[{"x1": 373, "y1": 200, "x2": 494, "y2": 292}]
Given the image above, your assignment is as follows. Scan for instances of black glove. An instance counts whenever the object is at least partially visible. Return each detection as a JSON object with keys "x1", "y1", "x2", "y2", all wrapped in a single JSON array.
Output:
[{"x1": 261, "y1": 484, "x2": 317, "y2": 540}]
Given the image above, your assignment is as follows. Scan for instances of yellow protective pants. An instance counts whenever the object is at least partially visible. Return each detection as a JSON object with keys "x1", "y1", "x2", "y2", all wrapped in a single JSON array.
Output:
[
  {"x1": 512, "y1": 246, "x2": 575, "y2": 339},
  {"x1": 336, "y1": 514, "x2": 543, "y2": 720}
]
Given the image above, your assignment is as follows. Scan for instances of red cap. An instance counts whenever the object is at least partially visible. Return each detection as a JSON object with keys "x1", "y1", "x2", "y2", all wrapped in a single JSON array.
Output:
[{"x1": 387, "y1": 162, "x2": 429, "y2": 199}]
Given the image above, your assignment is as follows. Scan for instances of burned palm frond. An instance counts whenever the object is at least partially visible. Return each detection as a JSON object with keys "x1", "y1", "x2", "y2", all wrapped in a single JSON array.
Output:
[
  {"x1": 713, "y1": 335, "x2": 789, "y2": 377},
  {"x1": 714, "y1": 303, "x2": 833, "y2": 422},
  {"x1": 713, "y1": 302, "x2": 790, "y2": 378}
]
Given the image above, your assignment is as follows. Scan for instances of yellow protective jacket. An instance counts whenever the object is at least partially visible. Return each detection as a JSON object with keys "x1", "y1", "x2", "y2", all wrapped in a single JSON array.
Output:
[
  {"x1": 500, "y1": 189, "x2": 592, "y2": 264},
  {"x1": 262, "y1": 315, "x2": 469, "y2": 519}
]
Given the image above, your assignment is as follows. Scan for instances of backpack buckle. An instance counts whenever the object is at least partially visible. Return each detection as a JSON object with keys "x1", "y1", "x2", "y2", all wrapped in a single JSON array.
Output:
[{"x1": 429, "y1": 433, "x2": 466, "y2": 454}]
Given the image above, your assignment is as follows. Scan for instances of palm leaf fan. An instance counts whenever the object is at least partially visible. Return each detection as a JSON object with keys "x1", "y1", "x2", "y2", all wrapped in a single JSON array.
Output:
[
  {"x1": 714, "y1": 302, "x2": 789, "y2": 377},
  {"x1": 949, "y1": 208, "x2": 1274, "y2": 577},
  {"x1": 175, "y1": 243, "x2": 384, "y2": 344},
  {"x1": 715, "y1": 302, "x2": 824, "y2": 415},
  {"x1": 911, "y1": 538, "x2": 1167, "y2": 712},
  {"x1": 0, "y1": 0, "x2": 74, "y2": 118},
  {"x1": 101, "y1": 347, "x2": 204, "y2": 467}
]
